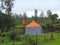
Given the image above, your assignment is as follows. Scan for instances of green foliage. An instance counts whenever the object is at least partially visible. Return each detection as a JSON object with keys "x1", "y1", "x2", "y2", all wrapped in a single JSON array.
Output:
[
  {"x1": 8, "y1": 30, "x2": 17, "y2": 40},
  {"x1": 50, "y1": 33, "x2": 54, "y2": 40},
  {"x1": 1, "y1": 0, "x2": 15, "y2": 15},
  {"x1": 0, "y1": 11, "x2": 15, "y2": 33},
  {"x1": 0, "y1": 33, "x2": 60, "y2": 45},
  {"x1": 1, "y1": 32, "x2": 7, "y2": 37},
  {"x1": 15, "y1": 35, "x2": 22, "y2": 41},
  {"x1": 23, "y1": 12, "x2": 27, "y2": 19},
  {"x1": 51, "y1": 14, "x2": 58, "y2": 20},
  {"x1": 40, "y1": 11, "x2": 44, "y2": 18},
  {"x1": 26, "y1": 36, "x2": 35, "y2": 45},
  {"x1": 47, "y1": 10, "x2": 52, "y2": 18}
]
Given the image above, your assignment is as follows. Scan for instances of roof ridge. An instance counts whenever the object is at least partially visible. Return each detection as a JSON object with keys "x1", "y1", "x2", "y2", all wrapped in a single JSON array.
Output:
[{"x1": 26, "y1": 21, "x2": 40, "y2": 27}]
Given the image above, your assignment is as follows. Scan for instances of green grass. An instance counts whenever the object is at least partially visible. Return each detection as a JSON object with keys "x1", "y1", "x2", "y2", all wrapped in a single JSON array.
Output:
[{"x1": 0, "y1": 32, "x2": 60, "y2": 45}]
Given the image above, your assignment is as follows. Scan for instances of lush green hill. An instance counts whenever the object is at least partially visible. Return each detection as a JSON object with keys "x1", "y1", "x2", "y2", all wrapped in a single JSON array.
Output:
[{"x1": 0, "y1": 32, "x2": 60, "y2": 45}]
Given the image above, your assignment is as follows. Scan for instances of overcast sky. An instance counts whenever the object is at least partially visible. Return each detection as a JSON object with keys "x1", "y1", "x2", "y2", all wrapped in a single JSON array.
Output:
[
  {"x1": 12, "y1": 0, "x2": 60, "y2": 11},
  {"x1": 1, "y1": 0, "x2": 60, "y2": 18}
]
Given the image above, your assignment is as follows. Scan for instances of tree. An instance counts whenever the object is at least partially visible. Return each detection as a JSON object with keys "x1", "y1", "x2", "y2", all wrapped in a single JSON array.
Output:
[
  {"x1": 47, "y1": 10, "x2": 52, "y2": 18},
  {"x1": 19, "y1": 14, "x2": 22, "y2": 18},
  {"x1": 14, "y1": 14, "x2": 20, "y2": 24},
  {"x1": 0, "y1": 0, "x2": 5, "y2": 9},
  {"x1": 0, "y1": 11, "x2": 15, "y2": 33},
  {"x1": 46, "y1": 10, "x2": 55, "y2": 40},
  {"x1": 8, "y1": 30, "x2": 17, "y2": 45},
  {"x1": 51, "y1": 14, "x2": 58, "y2": 24},
  {"x1": 34, "y1": 9, "x2": 38, "y2": 21},
  {"x1": 0, "y1": 0, "x2": 15, "y2": 15},
  {"x1": 23, "y1": 12, "x2": 27, "y2": 19},
  {"x1": 40, "y1": 11, "x2": 44, "y2": 18},
  {"x1": 35, "y1": 9, "x2": 37, "y2": 18},
  {"x1": 51, "y1": 14, "x2": 58, "y2": 20},
  {"x1": 19, "y1": 14, "x2": 23, "y2": 24}
]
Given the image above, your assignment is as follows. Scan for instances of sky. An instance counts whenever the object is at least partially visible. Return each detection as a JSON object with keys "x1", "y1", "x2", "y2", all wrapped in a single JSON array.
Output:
[{"x1": 0, "y1": 0, "x2": 60, "y2": 18}]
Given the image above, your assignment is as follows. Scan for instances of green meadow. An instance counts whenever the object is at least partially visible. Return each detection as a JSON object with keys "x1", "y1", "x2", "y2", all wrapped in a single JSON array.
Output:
[{"x1": 0, "y1": 32, "x2": 60, "y2": 45}]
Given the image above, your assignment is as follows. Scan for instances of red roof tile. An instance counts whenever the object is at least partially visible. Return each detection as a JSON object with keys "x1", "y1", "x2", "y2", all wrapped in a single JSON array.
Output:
[{"x1": 26, "y1": 21, "x2": 40, "y2": 27}]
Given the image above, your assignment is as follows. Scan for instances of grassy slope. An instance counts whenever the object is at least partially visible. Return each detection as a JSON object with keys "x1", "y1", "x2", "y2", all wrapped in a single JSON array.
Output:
[{"x1": 0, "y1": 32, "x2": 60, "y2": 45}]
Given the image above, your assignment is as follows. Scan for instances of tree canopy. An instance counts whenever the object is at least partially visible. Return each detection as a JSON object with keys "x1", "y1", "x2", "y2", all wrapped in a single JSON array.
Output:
[{"x1": 0, "y1": 11, "x2": 15, "y2": 33}]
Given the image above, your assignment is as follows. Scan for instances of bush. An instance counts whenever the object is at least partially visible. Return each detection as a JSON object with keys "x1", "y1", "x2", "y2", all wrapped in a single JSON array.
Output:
[
  {"x1": 15, "y1": 35, "x2": 22, "y2": 41},
  {"x1": 1, "y1": 32, "x2": 7, "y2": 37},
  {"x1": 8, "y1": 31, "x2": 17, "y2": 40},
  {"x1": 26, "y1": 36, "x2": 35, "y2": 45}
]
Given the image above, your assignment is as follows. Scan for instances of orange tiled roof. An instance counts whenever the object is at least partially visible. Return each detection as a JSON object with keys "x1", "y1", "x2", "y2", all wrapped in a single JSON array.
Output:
[{"x1": 26, "y1": 21, "x2": 40, "y2": 27}]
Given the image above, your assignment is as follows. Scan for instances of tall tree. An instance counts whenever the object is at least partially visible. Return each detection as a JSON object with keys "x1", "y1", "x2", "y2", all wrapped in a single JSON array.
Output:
[
  {"x1": 47, "y1": 10, "x2": 52, "y2": 18},
  {"x1": 19, "y1": 14, "x2": 22, "y2": 18},
  {"x1": 19, "y1": 14, "x2": 22, "y2": 24},
  {"x1": 46, "y1": 10, "x2": 54, "y2": 40},
  {"x1": 0, "y1": 0, "x2": 14, "y2": 15},
  {"x1": 0, "y1": 10, "x2": 15, "y2": 33},
  {"x1": 35, "y1": 9, "x2": 37, "y2": 18},
  {"x1": 23, "y1": 12, "x2": 27, "y2": 19},
  {"x1": 40, "y1": 11, "x2": 44, "y2": 18},
  {"x1": 34, "y1": 9, "x2": 38, "y2": 21},
  {"x1": 51, "y1": 14, "x2": 58, "y2": 20},
  {"x1": 9, "y1": 30, "x2": 17, "y2": 45}
]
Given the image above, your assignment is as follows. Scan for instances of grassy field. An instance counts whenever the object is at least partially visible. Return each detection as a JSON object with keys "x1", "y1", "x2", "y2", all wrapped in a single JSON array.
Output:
[{"x1": 0, "y1": 32, "x2": 60, "y2": 45}]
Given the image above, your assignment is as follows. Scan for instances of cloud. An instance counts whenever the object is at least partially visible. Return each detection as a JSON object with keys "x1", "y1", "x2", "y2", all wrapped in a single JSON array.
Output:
[{"x1": 12, "y1": 0, "x2": 60, "y2": 12}]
